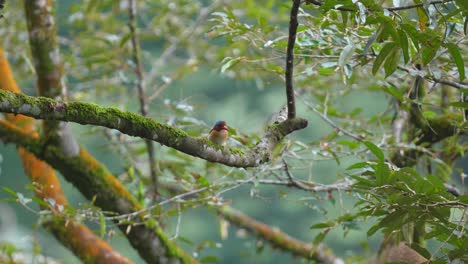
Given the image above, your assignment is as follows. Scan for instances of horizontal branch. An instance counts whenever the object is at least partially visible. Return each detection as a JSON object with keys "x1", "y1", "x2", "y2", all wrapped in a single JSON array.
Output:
[{"x1": 0, "y1": 90, "x2": 307, "y2": 167}]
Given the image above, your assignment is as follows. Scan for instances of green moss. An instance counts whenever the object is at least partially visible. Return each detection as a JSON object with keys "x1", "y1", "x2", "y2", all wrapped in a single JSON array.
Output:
[
  {"x1": 197, "y1": 137, "x2": 210, "y2": 144},
  {"x1": 67, "y1": 102, "x2": 101, "y2": 121},
  {"x1": 231, "y1": 147, "x2": 245, "y2": 155},
  {"x1": 169, "y1": 126, "x2": 189, "y2": 138}
]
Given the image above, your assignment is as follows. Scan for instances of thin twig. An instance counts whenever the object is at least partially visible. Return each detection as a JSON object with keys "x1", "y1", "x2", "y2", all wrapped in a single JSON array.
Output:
[
  {"x1": 104, "y1": 177, "x2": 353, "y2": 221},
  {"x1": 303, "y1": 101, "x2": 364, "y2": 142},
  {"x1": 128, "y1": 0, "x2": 158, "y2": 198},
  {"x1": 398, "y1": 66, "x2": 468, "y2": 90},
  {"x1": 169, "y1": 204, "x2": 182, "y2": 240},
  {"x1": 283, "y1": 159, "x2": 316, "y2": 191},
  {"x1": 386, "y1": 0, "x2": 447, "y2": 11},
  {"x1": 285, "y1": 0, "x2": 301, "y2": 119},
  {"x1": 306, "y1": 0, "x2": 452, "y2": 12}
]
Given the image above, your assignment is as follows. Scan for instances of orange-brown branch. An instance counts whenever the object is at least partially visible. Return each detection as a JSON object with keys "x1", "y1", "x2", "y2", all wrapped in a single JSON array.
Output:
[{"x1": 0, "y1": 48, "x2": 132, "y2": 264}]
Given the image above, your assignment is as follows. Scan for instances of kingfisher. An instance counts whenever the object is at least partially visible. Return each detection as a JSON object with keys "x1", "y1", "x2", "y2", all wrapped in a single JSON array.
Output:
[{"x1": 209, "y1": 120, "x2": 229, "y2": 145}]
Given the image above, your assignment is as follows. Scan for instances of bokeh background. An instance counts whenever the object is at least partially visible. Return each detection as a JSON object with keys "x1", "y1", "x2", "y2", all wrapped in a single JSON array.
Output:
[{"x1": 1, "y1": 0, "x2": 466, "y2": 263}]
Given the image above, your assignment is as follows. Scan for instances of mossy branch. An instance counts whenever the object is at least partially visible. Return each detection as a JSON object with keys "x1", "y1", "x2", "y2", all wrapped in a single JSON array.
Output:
[
  {"x1": 0, "y1": 120, "x2": 196, "y2": 264},
  {"x1": 0, "y1": 90, "x2": 308, "y2": 167},
  {"x1": 24, "y1": 0, "x2": 64, "y2": 138},
  {"x1": 409, "y1": 103, "x2": 465, "y2": 144}
]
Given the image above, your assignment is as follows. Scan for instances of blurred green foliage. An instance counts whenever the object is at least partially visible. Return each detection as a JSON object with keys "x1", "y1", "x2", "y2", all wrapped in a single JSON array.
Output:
[{"x1": 0, "y1": 0, "x2": 467, "y2": 263}]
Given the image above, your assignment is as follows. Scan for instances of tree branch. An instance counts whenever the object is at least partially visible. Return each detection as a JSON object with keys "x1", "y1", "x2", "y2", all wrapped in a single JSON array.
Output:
[
  {"x1": 24, "y1": 0, "x2": 64, "y2": 137},
  {"x1": 128, "y1": 0, "x2": 158, "y2": 198},
  {"x1": 24, "y1": 0, "x2": 80, "y2": 158},
  {"x1": 385, "y1": 0, "x2": 448, "y2": 11},
  {"x1": 0, "y1": 48, "x2": 132, "y2": 264},
  {"x1": 0, "y1": 90, "x2": 308, "y2": 167},
  {"x1": 0, "y1": 120, "x2": 196, "y2": 264},
  {"x1": 305, "y1": 0, "x2": 453, "y2": 12},
  {"x1": 216, "y1": 206, "x2": 344, "y2": 264},
  {"x1": 285, "y1": 0, "x2": 301, "y2": 119},
  {"x1": 397, "y1": 66, "x2": 468, "y2": 90},
  {"x1": 156, "y1": 181, "x2": 344, "y2": 263}
]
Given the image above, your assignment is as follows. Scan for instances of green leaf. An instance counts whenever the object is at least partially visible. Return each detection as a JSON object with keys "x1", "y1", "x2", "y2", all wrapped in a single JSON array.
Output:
[
  {"x1": 350, "y1": 175, "x2": 376, "y2": 187},
  {"x1": 313, "y1": 229, "x2": 329, "y2": 244},
  {"x1": 410, "y1": 244, "x2": 431, "y2": 259},
  {"x1": 384, "y1": 47, "x2": 400, "y2": 77},
  {"x1": 401, "y1": 23, "x2": 420, "y2": 49},
  {"x1": 465, "y1": 15, "x2": 468, "y2": 35},
  {"x1": 31, "y1": 197, "x2": 49, "y2": 208},
  {"x1": 432, "y1": 159, "x2": 452, "y2": 182},
  {"x1": 427, "y1": 175, "x2": 445, "y2": 192},
  {"x1": 197, "y1": 175, "x2": 211, "y2": 187},
  {"x1": 367, "y1": 223, "x2": 381, "y2": 237},
  {"x1": 337, "y1": 140, "x2": 360, "y2": 149},
  {"x1": 2, "y1": 187, "x2": 18, "y2": 198},
  {"x1": 119, "y1": 33, "x2": 131, "y2": 47},
  {"x1": 220, "y1": 57, "x2": 242, "y2": 73},
  {"x1": 379, "y1": 210, "x2": 407, "y2": 228},
  {"x1": 327, "y1": 148, "x2": 341, "y2": 165},
  {"x1": 374, "y1": 162, "x2": 391, "y2": 185},
  {"x1": 455, "y1": 0, "x2": 468, "y2": 10},
  {"x1": 421, "y1": 35, "x2": 442, "y2": 64},
  {"x1": 372, "y1": 42, "x2": 398, "y2": 75},
  {"x1": 310, "y1": 222, "x2": 335, "y2": 229},
  {"x1": 363, "y1": 141, "x2": 385, "y2": 162},
  {"x1": 346, "y1": 162, "x2": 369, "y2": 170},
  {"x1": 398, "y1": 29, "x2": 410, "y2": 63},
  {"x1": 445, "y1": 43, "x2": 466, "y2": 81},
  {"x1": 363, "y1": 28, "x2": 379, "y2": 56},
  {"x1": 265, "y1": 64, "x2": 285, "y2": 74},
  {"x1": 384, "y1": 85, "x2": 404, "y2": 101},
  {"x1": 384, "y1": 22, "x2": 399, "y2": 42},
  {"x1": 99, "y1": 211, "x2": 106, "y2": 238}
]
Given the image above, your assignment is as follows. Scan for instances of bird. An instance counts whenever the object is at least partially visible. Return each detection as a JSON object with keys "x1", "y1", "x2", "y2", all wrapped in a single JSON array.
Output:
[{"x1": 209, "y1": 120, "x2": 229, "y2": 145}]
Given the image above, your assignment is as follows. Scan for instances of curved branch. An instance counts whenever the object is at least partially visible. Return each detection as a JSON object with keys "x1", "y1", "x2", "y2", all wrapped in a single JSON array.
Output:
[
  {"x1": 285, "y1": 0, "x2": 301, "y2": 119},
  {"x1": 0, "y1": 90, "x2": 308, "y2": 167}
]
